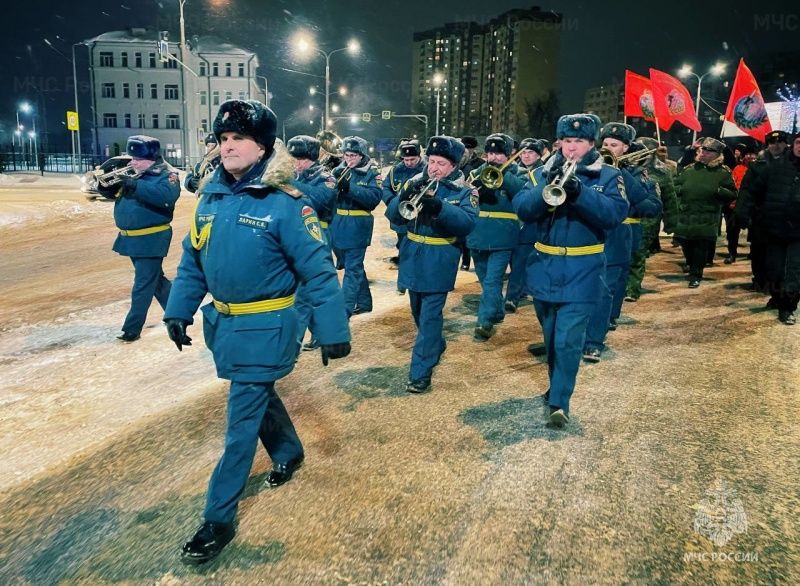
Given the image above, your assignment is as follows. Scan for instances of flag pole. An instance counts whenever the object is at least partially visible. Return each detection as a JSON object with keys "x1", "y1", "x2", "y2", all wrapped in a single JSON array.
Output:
[{"x1": 654, "y1": 118, "x2": 662, "y2": 144}]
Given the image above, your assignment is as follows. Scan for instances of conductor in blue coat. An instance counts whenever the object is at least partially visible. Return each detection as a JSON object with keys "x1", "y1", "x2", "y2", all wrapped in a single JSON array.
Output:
[
  {"x1": 96, "y1": 135, "x2": 181, "y2": 343},
  {"x1": 163, "y1": 100, "x2": 351, "y2": 565},
  {"x1": 513, "y1": 114, "x2": 628, "y2": 428}
]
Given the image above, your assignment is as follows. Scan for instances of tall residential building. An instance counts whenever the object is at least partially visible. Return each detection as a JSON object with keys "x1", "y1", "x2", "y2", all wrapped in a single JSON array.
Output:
[
  {"x1": 411, "y1": 6, "x2": 562, "y2": 139},
  {"x1": 583, "y1": 84, "x2": 624, "y2": 126},
  {"x1": 85, "y1": 28, "x2": 264, "y2": 167}
]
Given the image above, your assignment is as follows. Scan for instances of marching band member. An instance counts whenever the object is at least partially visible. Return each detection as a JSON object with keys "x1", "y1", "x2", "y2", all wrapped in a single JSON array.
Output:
[
  {"x1": 164, "y1": 100, "x2": 350, "y2": 565},
  {"x1": 466, "y1": 133, "x2": 525, "y2": 341},
  {"x1": 185, "y1": 133, "x2": 220, "y2": 193},
  {"x1": 288, "y1": 135, "x2": 338, "y2": 351},
  {"x1": 506, "y1": 138, "x2": 544, "y2": 313},
  {"x1": 382, "y1": 139, "x2": 425, "y2": 293},
  {"x1": 513, "y1": 114, "x2": 628, "y2": 428},
  {"x1": 96, "y1": 135, "x2": 181, "y2": 343},
  {"x1": 582, "y1": 124, "x2": 660, "y2": 363},
  {"x1": 385, "y1": 136, "x2": 477, "y2": 393},
  {"x1": 331, "y1": 136, "x2": 382, "y2": 317}
]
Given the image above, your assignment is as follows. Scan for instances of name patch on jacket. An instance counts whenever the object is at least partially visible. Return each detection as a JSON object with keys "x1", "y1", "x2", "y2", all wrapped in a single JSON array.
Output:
[
  {"x1": 197, "y1": 214, "x2": 215, "y2": 224},
  {"x1": 237, "y1": 214, "x2": 270, "y2": 230}
]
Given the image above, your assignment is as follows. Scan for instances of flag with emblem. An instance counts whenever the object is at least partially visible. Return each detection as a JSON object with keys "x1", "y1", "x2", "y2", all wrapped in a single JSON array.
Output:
[
  {"x1": 724, "y1": 58, "x2": 773, "y2": 142},
  {"x1": 624, "y1": 71, "x2": 655, "y2": 122},
  {"x1": 649, "y1": 68, "x2": 702, "y2": 132}
]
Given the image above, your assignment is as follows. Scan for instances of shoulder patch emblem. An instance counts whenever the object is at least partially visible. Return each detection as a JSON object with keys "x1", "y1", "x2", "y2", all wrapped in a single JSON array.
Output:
[
  {"x1": 301, "y1": 205, "x2": 315, "y2": 217},
  {"x1": 304, "y1": 215, "x2": 323, "y2": 242},
  {"x1": 375, "y1": 174, "x2": 383, "y2": 189},
  {"x1": 640, "y1": 169, "x2": 649, "y2": 182},
  {"x1": 168, "y1": 172, "x2": 179, "y2": 185},
  {"x1": 470, "y1": 189, "x2": 479, "y2": 208},
  {"x1": 324, "y1": 175, "x2": 336, "y2": 189},
  {"x1": 617, "y1": 175, "x2": 627, "y2": 200}
]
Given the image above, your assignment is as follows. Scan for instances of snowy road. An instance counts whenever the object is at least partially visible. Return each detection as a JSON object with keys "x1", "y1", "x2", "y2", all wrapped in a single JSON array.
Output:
[{"x1": 1, "y1": 173, "x2": 798, "y2": 585}]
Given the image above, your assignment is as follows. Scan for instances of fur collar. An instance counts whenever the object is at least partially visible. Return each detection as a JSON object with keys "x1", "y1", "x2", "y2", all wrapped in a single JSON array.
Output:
[
  {"x1": 543, "y1": 148, "x2": 603, "y2": 180},
  {"x1": 259, "y1": 143, "x2": 296, "y2": 188}
]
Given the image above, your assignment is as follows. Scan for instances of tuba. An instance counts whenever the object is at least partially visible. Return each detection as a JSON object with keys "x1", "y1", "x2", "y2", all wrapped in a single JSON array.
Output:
[
  {"x1": 196, "y1": 144, "x2": 221, "y2": 177},
  {"x1": 399, "y1": 179, "x2": 439, "y2": 220},
  {"x1": 316, "y1": 130, "x2": 344, "y2": 171},
  {"x1": 478, "y1": 148, "x2": 526, "y2": 189},
  {"x1": 542, "y1": 158, "x2": 579, "y2": 206}
]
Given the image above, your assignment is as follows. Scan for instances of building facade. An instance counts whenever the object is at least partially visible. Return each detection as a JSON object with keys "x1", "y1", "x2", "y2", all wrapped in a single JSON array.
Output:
[
  {"x1": 85, "y1": 29, "x2": 264, "y2": 167},
  {"x1": 411, "y1": 6, "x2": 562, "y2": 139},
  {"x1": 583, "y1": 84, "x2": 624, "y2": 126}
]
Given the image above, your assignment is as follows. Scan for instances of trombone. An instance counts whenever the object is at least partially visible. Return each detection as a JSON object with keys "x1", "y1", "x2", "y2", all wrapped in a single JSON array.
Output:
[
  {"x1": 478, "y1": 148, "x2": 526, "y2": 189},
  {"x1": 91, "y1": 164, "x2": 141, "y2": 188},
  {"x1": 598, "y1": 147, "x2": 657, "y2": 168},
  {"x1": 399, "y1": 179, "x2": 439, "y2": 220},
  {"x1": 542, "y1": 158, "x2": 579, "y2": 206}
]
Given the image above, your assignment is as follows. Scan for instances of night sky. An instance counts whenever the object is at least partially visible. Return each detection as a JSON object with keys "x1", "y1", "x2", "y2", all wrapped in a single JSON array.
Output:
[{"x1": 2, "y1": 0, "x2": 799, "y2": 150}]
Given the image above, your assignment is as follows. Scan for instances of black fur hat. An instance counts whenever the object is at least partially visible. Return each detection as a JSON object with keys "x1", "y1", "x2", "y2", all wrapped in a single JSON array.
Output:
[
  {"x1": 399, "y1": 139, "x2": 421, "y2": 158},
  {"x1": 126, "y1": 135, "x2": 161, "y2": 160},
  {"x1": 557, "y1": 114, "x2": 601, "y2": 141},
  {"x1": 484, "y1": 133, "x2": 513, "y2": 156},
  {"x1": 460, "y1": 136, "x2": 479, "y2": 149},
  {"x1": 342, "y1": 136, "x2": 368, "y2": 157},
  {"x1": 425, "y1": 135, "x2": 464, "y2": 164},
  {"x1": 519, "y1": 137, "x2": 543, "y2": 156},
  {"x1": 287, "y1": 135, "x2": 321, "y2": 160},
  {"x1": 213, "y1": 100, "x2": 277, "y2": 153},
  {"x1": 599, "y1": 122, "x2": 636, "y2": 145},
  {"x1": 765, "y1": 130, "x2": 788, "y2": 143},
  {"x1": 204, "y1": 133, "x2": 217, "y2": 146}
]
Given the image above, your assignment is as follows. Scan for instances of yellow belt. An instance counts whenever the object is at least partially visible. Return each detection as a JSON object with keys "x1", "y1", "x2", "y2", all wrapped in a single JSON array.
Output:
[
  {"x1": 119, "y1": 224, "x2": 170, "y2": 237},
  {"x1": 478, "y1": 211, "x2": 519, "y2": 220},
  {"x1": 213, "y1": 294, "x2": 295, "y2": 315},
  {"x1": 336, "y1": 209, "x2": 371, "y2": 216},
  {"x1": 319, "y1": 221, "x2": 329, "y2": 229},
  {"x1": 623, "y1": 218, "x2": 641, "y2": 224},
  {"x1": 407, "y1": 232, "x2": 456, "y2": 245},
  {"x1": 534, "y1": 242, "x2": 605, "y2": 256}
]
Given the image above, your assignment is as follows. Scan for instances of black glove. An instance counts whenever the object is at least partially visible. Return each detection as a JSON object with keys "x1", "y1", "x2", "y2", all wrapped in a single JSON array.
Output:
[
  {"x1": 187, "y1": 175, "x2": 200, "y2": 193},
  {"x1": 96, "y1": 183, "x2": 120, "y2": 200},
  {"x1": 164, "y1": 318, "x2": 192, "y2": 351},
  {"x1": 118, "y1": 175, "x2": 138, "y2": 197},
  {"x1": 338, "y1": 178, "x2": 350, "y2": 195},
  {"x1": 563, "y1": 175, "x2": 582, "y2": 201},
  {"x1": 421, "y1": 196, "x2": 443, "y2": 216},
  {"x1": 321, "y1": 342, "x2": 351, "y2": 366},
  {"x1": 478, "y1": 186, "x2": 498, "y2": 205}
]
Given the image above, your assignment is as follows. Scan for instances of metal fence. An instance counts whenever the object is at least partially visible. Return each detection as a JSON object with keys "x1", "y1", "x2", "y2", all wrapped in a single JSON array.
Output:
[{"x1": 0, "y1": 152, "x2": 101, "y2": 174}]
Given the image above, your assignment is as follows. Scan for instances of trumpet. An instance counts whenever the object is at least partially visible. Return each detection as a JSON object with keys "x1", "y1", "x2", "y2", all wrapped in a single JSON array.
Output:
[
  {"x1": 399, "y1": 179, "x2": 439, "y2": 220},
  {"x1": 478, "y1": 148, "x2": 525, "y2": 189},
  {"x1": 336, "y1": 167, "x2": 353, "y2": 191},
  {"x1": 542, "y1": 158, "x2": 579, "y2": 206},
  {"x1": 92, "y1": 164, "x2": 142, "y2": 188}
]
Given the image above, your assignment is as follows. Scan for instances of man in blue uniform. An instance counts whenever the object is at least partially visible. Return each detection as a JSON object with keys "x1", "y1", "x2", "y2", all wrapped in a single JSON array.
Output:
[
  {"x1": 583, "y1": 124, "x2": 661, "y2": 362},
  {"x1": 382, "y1": 139, "x2": 425, "y2": 293},
  {"x1": 513, "y1": 114, "x2": 629, "y2": 427},
  {"x1": 287, "y1": 134, "x2": 338, "y2": 351},
  {"x1": 330, "y1": 136, "x2": 382, "y2": 317},
  {"x1": 466, "y1": 134, "x2": 524, "y2": 341},
  {"x1": 184, "y1": 134, "x2": 220, "y2": 193},
  {"x1": 505, "y1": 138, "x2": 544, "y2": 313},
  {"x1": 386, "y1": 136, "x2": 477, "y2": 393},
  {"x1": 96, "y1": 135, "x2": 181, "y2": 343},
  {"x1": 163, "y1": 100, "x2": 351, "y2": 565}
]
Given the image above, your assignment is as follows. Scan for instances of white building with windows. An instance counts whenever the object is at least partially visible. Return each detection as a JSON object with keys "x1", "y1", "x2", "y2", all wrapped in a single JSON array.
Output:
[{"x1": 85, "y1": 28, "x2": 264, "y2": 167}]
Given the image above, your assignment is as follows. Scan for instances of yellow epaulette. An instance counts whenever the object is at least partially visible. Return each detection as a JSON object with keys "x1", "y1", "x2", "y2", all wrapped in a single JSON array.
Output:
[{"x1": 279, "y1": 185, "x2": 304, "y2": 199}]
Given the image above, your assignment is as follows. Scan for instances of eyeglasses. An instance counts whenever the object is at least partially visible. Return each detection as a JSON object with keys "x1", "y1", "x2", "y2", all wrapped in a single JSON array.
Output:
[{"x1": 698, "y1": 147, "x2": 719, "y2": 153}]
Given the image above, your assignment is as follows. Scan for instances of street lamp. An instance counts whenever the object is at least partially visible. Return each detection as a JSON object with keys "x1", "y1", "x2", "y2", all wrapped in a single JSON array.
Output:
[
  {"x1": 256, "y1": 75, "x2": 270, "y2": 108},
  {"x1": 295, "y1": 36, "x2": 359, "y2": 129},
  {"x1": 678, "y1": 62, "x2": 727, "y2": 143},
  {"x1": 20, "y1": 103, "x2": 38, "y2": 163},
  {"x1": 433, "y1": 73, "x2": 444, "y2": 136}
]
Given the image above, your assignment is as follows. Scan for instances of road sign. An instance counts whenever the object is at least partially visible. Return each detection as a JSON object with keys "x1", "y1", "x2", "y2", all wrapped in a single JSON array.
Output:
[
  {"x1": 66, "y1": 111, "x2": 79, "y2": 131},
  {"x1": 361, "y1": 113, "x2": 371, "y2": 122},
  {"x1": 159, "y1": 40, "x2": 169, "y2": 63},
  {"x1": 381, "y1": 110, "x2": 391, "y2": 120}
]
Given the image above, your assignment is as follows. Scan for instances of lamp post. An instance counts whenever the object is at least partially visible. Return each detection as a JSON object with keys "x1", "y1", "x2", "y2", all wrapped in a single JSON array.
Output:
[
  {"x1": 433, "y1": 73, "x2": 444, "y2": 136},
  {"x1": 678, "y1": 62, "x2": 726, "y2": 143},
  {"x1": 21, "y1": 103, "x2": 38, "y2": 164},
  {"x1": 256, "y1": 75, "x2": 270, "y2": 108},
  {"x1": 179, "y1": 0, "x2": 190, "y2": 169},
  {"x1": 296, "y1": 37, "x2": 359, "y2": 129},
  {"x1": 44, "y1": 38, "x2": 81, "y2": 171}
]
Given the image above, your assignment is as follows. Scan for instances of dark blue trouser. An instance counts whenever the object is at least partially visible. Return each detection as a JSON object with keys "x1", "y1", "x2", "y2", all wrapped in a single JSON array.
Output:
[
  {"x1": 506, "y1": 243, "x2": 534, "y2": 304},
  {"x1": 611, "y1": 226, "x2": 640, "y2": 319},
  {"x1": 341, "y1": 247, "x2": 372, "y2": 316},
  {"x1": 408, "y1": 291, "x2": 448, "y2": 382},
  {"x1": 585, "y1": 264, "x2": 626, "y2": 350},
  {"x1": 204, "y1": 381, "x2": 303, "y2": 524},
  {"x1": 472, "y1": 249, "x2": 513, "y2": 327},
  {"x1": 533, "y1": 300, "x2": 594, "y2": 415},
  {"x1": 122, "y1": 257, "x2": 171, "y2": 336}
]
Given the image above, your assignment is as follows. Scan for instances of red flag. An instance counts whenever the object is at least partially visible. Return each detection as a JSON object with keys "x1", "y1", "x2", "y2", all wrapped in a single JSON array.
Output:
[
  {"x1": 624, "y1": 71, "x2": 655, "y2": 121},
  {"x1": 724, "y1": 58, "x2": 772, "y2": 142},
  {"x1": 649, "y1": 68, "x2": 702, "y2": 132}
]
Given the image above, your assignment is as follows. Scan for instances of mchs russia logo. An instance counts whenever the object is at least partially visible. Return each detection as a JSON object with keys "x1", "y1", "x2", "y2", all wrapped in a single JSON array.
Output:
[{"x1": 693, "y1": 480, "x2": 748, "y2": 547}]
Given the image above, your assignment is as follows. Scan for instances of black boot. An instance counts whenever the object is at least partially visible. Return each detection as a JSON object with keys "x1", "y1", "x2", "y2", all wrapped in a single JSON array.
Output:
[{"x1": 180, "y1": 520, "x2": 235, "y2": 565}]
